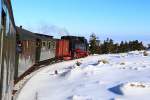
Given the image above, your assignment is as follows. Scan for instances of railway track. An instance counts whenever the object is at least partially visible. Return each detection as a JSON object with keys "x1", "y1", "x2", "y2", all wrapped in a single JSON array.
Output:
[
  {"x1": 13, "y1": 56, "x2": 84, "y2": 99},
  {"x1": 13, "y1": 58, "x2": 62, "y2": 96}
]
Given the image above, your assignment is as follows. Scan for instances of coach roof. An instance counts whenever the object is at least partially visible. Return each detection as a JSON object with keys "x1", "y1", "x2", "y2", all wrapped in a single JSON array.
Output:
[{"x1": 17, "y1": 26, "x2": 53, "y2": 40}]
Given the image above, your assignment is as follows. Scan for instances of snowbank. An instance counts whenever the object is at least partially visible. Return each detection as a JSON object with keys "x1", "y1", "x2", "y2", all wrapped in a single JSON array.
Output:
[{"x1": 16, "y1": 51, "x2": 150, "y2": 100}]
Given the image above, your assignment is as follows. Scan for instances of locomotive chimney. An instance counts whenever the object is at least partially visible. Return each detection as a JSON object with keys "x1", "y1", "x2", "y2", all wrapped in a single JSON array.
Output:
[{"x1": 20, "y1": 25, "x2": 22, "y2": 29}]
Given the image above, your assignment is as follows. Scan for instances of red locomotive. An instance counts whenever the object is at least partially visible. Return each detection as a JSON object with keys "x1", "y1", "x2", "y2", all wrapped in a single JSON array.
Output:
[{"x1": 56, "y1": 36, "x2": 88, "y2": 60}]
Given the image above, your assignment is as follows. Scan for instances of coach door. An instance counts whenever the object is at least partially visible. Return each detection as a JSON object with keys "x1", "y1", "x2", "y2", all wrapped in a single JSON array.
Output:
[{"x1": 35, "y1": 39, "x2": 41, "y2": 63}]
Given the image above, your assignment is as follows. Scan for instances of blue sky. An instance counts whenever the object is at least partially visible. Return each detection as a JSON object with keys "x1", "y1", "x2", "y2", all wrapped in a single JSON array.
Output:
[{"x1": 12, "y1": 0, "x2": 150, "y2": 43}]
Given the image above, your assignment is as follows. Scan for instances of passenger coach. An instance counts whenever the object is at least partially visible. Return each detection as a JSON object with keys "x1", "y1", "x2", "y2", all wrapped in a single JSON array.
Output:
[
  {"x1": 16, "y1": 26, "x2": 56, "y2": 78},
  {"x1": 0, "y1": 0, "x2": 16, "y2": 100}
]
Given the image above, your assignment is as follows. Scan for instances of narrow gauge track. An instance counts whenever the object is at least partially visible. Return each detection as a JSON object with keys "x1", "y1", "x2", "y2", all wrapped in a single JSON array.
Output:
[{"x1": 13, "y1": 58, "x2": 64, "y2": 95}]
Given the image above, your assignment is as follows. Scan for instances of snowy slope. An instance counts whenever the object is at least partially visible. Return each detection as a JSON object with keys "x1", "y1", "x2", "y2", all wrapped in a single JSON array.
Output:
[{"x1": 16, "y1": 51, "x2": 150, "y2": 100}]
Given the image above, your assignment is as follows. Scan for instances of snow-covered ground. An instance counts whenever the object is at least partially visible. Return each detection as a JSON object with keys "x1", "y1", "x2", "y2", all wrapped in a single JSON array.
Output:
[{"x1": 16, "y1": 51, "x2": 150, "y2": 100}]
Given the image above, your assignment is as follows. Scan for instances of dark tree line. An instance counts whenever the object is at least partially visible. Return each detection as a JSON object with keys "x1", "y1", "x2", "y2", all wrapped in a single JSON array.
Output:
[
  {"x1": 89, "y1": 34, "x2": 101, "y2": 54},
  {"x1": 89, "y1": 33, "x2": 146, "y2": 54}
]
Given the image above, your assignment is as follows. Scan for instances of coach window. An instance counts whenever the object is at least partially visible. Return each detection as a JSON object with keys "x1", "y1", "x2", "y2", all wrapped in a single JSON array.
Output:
[
  {"x1": 26, "y1": 41, "x2": 29, "y2": 49},
  {"x1": 48, "y1": 42, "x2": 51, "y2": 49},
  {"x1": 42, "y1": 41, "x2": 46, "y2": 47},
  {"x1": 1, "y1": 9, "x2": 6, "y2": 34},
  {"x1": 6, "y1": 11, "x2": 9, "y2": 35}
]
